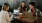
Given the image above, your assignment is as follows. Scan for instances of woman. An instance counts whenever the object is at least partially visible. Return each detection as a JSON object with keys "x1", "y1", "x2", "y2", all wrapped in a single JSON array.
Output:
[
  {"x1": 0, "y1": 3, "x2": 10, "y2": 23},
  {"x1": 18, "y1": 1, "x2": 27, "y2": 13}
]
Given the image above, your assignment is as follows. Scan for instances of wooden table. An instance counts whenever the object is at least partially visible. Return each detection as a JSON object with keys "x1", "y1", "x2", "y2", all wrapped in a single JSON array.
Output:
[{"x1": 15, "y1": 12, "x2": 40, "y2": 23}]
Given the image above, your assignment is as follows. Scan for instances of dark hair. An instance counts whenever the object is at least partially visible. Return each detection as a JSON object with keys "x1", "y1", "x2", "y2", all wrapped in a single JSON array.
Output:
[
  {"x1": 21, "y1": 1, "x2": 26, "y2": 7},
  {"x1": 2, "y1": 3, "x2": 9, "y2": 11},
  {"x1": 0, "y1": 5, "x2": 2, "y2": 11},
  {"x1": 29, "y1": 2, "x2": 35, "y2": 6},
  {"x1": 20, "y1": 1, "x2": 27, "y2": 13},
  {"x1": 21, "y1": 1, "x2": 25, "y2": 3},
  {"x1": 4, "y1": 3, "x2": 9, "y2": 7}
]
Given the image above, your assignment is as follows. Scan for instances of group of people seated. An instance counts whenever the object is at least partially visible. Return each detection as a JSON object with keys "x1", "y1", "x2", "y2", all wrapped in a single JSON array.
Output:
[
  {"x1": 18, "y1": 1, "x2": 41, "y2": 16},
  {"x1": 0, "y1": 1, "x2": 41, "y2": 23}
]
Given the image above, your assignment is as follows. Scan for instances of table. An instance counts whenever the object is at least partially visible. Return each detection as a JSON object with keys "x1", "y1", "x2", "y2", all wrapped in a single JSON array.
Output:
[
  {"x1": 14, "y1": 13, "x2": 40, "y2": 23},
  {"x1": 11, "y1": 12, "x2": 40, "y2": 23}
]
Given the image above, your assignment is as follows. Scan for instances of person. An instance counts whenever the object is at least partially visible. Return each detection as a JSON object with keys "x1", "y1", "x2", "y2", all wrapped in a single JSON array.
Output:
[
  {"x1": 28, "y1": 2, "x2": 35, "y2": 16},
  {"x1": 0, "y1": 3, "x2": 10, "y2": 23},
  {"x1": 18, "y1": 1, "x2": 27, "y2": 13},
  {"x1": 28, "y1": 2, "x2": 41, "y2": 23},
  {"x1": 28, "y1": 2, "x2": 41, "y2": 16}
]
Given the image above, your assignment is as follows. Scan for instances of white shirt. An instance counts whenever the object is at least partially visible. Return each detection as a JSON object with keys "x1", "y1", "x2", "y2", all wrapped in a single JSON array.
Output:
[
  {"x1": 0, "y1": 11, "x2": 2, "y2": 23},
  {"x1": 0, "y1": 10, "x2": 10, "y2": 23}
]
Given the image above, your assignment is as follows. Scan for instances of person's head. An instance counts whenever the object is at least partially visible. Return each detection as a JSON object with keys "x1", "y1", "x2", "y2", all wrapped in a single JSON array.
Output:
[
  {"x1": 29, "y1": 2, "x2": 35, "y2": 9},
  {"x1": 2, "y1": 3, "x2": 9, "y2": 11},
  {"x1": 21, "y1": 1, "x2": 26, "y2": 8}
]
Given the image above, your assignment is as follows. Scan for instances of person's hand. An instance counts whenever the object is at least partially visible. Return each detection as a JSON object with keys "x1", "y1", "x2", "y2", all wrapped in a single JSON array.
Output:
[{"x1": 18, "y1": 7, "x2": 20, "y2": 10}]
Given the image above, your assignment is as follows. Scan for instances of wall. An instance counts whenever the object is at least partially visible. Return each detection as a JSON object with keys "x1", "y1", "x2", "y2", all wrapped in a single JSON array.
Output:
[{"x1": 0, "y1": 0, "x2": 42, "y2": 12}]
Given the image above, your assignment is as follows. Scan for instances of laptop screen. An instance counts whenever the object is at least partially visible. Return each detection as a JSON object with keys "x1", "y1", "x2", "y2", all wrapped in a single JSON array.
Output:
[{"x1": 13, "y1": 9, "x2": 19, "y2": 14}]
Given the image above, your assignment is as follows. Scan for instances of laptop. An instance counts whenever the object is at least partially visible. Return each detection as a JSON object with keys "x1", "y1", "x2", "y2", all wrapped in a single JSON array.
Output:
[{"x1": 13, "y1": 9, "x2": 19, "y2": 15}]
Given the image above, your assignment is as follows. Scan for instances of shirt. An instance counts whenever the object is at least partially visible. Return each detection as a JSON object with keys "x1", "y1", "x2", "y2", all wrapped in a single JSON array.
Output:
[
  {"x1": 0, "y1": 10, "x2": 10, "y2": 23},
  {"x1": 28, "y1": 8, "x2": 41, "y2": 16}
]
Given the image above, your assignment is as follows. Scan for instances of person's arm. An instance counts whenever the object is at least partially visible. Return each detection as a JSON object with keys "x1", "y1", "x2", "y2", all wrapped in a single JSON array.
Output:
[
  {"x1": 25, "y1": 8, "x2": 27, "y2": 12},
  {"x1": 18, "y1": 7, "x2": 21, "y2": 13},
  {"x1": 5, "y1": 12, "x2": 10, "y2": 23}
]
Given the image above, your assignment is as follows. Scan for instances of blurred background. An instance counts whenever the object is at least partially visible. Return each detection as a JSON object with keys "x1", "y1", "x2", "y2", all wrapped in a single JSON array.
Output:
[
  {"x1": 0, "y1": 0, "x2": 42, "y2": 23},
  {"x1": 0, "y1": 0, "x2": 42, "y2": 12}
]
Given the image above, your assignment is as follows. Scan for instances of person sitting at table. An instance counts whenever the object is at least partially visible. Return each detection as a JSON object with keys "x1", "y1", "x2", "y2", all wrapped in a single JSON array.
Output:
[
  {"x1": 0, "y1": 3, "x2": 10, "y2": 23},
  {"x1": 28, "y1": 2, "x2": 35, "y2": 16},
  {"x1": 28, "y1": 2, "x2": 41, "y2": 16},
  {"x1": 28, "y1": 2, "x2": 41, "y2": 23},
  {"x1": 18, "y1": 1, "x2": 27, "y2": 13}
]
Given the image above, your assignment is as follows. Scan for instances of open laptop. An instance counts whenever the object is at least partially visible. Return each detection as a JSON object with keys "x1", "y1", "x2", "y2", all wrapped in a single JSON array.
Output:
[{"x1": 13, "y1": 9, "x2": 19, "y2": 15}]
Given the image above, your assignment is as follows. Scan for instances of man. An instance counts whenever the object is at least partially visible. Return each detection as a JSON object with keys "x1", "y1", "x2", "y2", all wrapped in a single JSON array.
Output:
[
  {"x1": 0, "y1": 3, "x2": 10, "y2": 23},
  {"x1": 28, "y1": 2, "x2": 41, "y2": 16},
  {"x1": 28, "y1": 2, "x2": 35, "y2": 15},
  {"x1": 28, "y1": 2, "x2": 41, "y2": 23}
]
